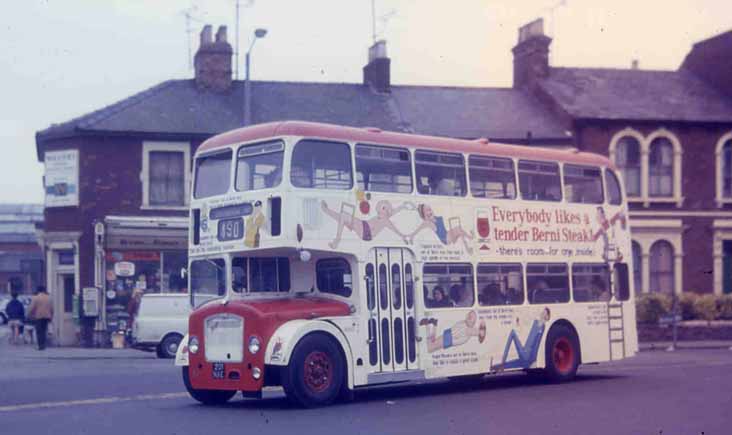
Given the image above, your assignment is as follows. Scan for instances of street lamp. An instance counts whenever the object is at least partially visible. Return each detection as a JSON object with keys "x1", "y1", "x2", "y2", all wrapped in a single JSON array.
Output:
[{"x1": 244, "y1": 28, "x2": 268, "y2": 125}]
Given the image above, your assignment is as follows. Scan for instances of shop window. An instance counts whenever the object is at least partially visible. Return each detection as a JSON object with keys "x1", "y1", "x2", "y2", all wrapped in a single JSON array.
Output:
[
  {"x1": 605, "y1": 169, "x2": 623, "y2": 205},
  {"x1": 477, "y1": 263, "x2": 524, "y2": 306},
  {"x1": 518, "y1": 160, "x2": 561, "y2": 202},
  {"x1": 291, "y1": 139, "x2": 352, "y2": 190},
  {"x1": 614, "y1": 136, "x2": 641, "y2": 197},
  {"x1": 236, "y1": 141, "x2": 284, "y2": 192},
  {"x1": 564, "y1": 164, "x2": 603, "y2": 204},
  {"x1": 316, "y1": 258, "x2": 352, "y2": 297},
  {"x1": 526, "y1": 263, "x2": 569, "y2": 304},
  {"x1": 648, "y1": 137, "x2": 674, "y2": 197},
  {"x1": 194, "y1": 150, "x2": 232, "y2": 198},
  {"x1": 571, "y1": 264, "x2": 610, "y2": 302},
  {"x1": 356, "y1": 144, "x2": 412, "y2": 193},
  {"x1": 415, "y1": 151, "x2": 466, "y2": 197},
  {"x1": 632, "y1": 241, "x2": 642, "y2": 293},
  {"x1": 423, "y1": 263, "x2": 474, "y2": 308},
  {"x1": 650, "y1": 240, "x2": 674, "y2": 293},
  {"x1": 142, "y1": 142, "x2": 190, "y2": 208},
  {"x1": 469, "y1": 155, "x2": 516, "y2": 199}
]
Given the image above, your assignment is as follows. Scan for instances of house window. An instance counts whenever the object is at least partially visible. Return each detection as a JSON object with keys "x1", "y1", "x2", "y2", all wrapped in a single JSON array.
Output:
[
  {"x1": 715, "y1": 133, "x2": 732, "y2": 207},
  {"x1": 632, "y1": 240, "x2": 642, "y2": 293},
  {"x1": 142, "y1": 142, "x2": 191, "y2": 208},
  {"x1": 614, "y1": 136, "x2": 641, "y2": 197},
  {"x1": 649, "y1": 240, "x2": 674, "y2": 294},
  {"x1": 649, "y1": 137, "x2": 674, "y2": 197}
]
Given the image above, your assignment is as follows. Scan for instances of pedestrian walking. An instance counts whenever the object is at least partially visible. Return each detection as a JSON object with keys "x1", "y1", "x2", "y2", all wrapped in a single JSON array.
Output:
[
  {"x1": 28, "y1": 286, "x2": 53, "y2": 350},
  {"x1": 6, "y1": 291, "x2": 25, "y2": 345}
]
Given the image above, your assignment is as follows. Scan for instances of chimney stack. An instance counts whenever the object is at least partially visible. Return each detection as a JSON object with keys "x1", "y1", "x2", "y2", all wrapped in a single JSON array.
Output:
[
  {"x1": 194, "y1": 25, "x2": 233, "y2": 92},
  {"x1": 512, "y1": 18, "x2": 552, "y2": 89},
  {"x1": 363, "y1": 40, "x2": 391, "y2": 93}
]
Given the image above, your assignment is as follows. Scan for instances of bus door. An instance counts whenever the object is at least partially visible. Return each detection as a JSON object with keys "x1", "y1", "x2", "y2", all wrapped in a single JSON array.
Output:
[{"x1": 366, "y1": 248, "x2": 418, "y2": 373}]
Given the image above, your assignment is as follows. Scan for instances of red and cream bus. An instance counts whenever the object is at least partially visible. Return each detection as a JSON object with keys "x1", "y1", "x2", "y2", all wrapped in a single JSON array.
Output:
[{"x1": 175, "y1": 121, "x2": 637, "y2": 407}]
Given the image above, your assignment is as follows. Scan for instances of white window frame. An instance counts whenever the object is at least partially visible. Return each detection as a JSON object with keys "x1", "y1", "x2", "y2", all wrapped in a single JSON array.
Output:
[
  {"x1": 608, "y1": 128, "x2": 683, "y2": 208},
  {"x1": 141, "y1": 141, "x2": 191, "y2": 210},
  {"x1": 630, "y1": 219, "x2": 683, "y2": 295},
  {"x1": 714, "y1": 132, "x2": 732, "y2": 208},
  {"x1": 712, "y1": 219, "x2": 732, "y2": 295}
]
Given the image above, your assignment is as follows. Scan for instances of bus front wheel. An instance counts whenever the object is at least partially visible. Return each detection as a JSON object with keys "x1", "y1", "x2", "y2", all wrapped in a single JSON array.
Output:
[
  {"x1": 543, "y1": 325, "x2": 580, "y2": 383},
  {"x1": 182, "y1": 366, "x2": 236, "y2": 405},
  {"x1": 281, "y1": 334, "x2": 345, "y2": 408}
]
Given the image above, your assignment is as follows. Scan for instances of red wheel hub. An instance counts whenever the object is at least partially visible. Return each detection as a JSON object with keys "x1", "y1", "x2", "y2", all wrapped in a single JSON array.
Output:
[
  {"x1": 303, "y1": 351, "x2": 333, "y2": 393},
  {"x1": 552, "y1": 337, "x2": 574, "y2": 374}
]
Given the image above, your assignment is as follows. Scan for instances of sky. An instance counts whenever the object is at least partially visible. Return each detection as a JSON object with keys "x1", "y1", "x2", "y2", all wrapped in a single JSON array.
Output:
[{"x1": 1, "y1": 0, "x2": 730, "y2": 204}]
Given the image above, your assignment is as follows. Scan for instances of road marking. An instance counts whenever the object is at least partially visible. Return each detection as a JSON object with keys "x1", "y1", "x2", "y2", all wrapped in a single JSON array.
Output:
[{"x1": 0, "y1": 392, "x2": 189, "y2": 413}]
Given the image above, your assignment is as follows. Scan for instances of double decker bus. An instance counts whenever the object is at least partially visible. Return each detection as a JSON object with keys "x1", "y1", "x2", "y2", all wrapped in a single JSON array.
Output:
[{"x1": 176, "y1": 121, "x2": 637, "y2": 407}]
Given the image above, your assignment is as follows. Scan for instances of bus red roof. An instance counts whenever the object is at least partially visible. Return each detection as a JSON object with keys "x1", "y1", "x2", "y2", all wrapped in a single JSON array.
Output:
[{"x1": 197, "y1": 121, "x2": 614, "y2": 168}]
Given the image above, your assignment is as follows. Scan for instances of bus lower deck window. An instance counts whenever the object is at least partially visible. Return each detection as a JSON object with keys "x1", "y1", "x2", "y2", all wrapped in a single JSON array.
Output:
[{"x1": 526, "y1": 263, "x2": 569, "y2": 304}]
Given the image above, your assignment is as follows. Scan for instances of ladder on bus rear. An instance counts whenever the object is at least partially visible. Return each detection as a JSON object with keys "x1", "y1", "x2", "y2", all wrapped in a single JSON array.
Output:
[{"x1": 607, "y1": 302, "x2": 626, "y2": 360}]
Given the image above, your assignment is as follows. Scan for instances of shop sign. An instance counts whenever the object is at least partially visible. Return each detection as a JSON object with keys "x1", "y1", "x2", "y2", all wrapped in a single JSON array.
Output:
[
  {"x1": 106, "y1": 234, "x2": 187, "y2": 250},
  {"x1": 44, "y1": 149, "x2": 79, "y2": 207},
  {"x1": 114, "y1": 261, "x2": 135, "y2": 277}
]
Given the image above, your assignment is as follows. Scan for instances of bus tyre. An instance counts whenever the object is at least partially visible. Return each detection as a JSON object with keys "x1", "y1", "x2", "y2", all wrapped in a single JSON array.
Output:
[
  {"x1": 281, "y1": 334, "x2": 345, "y2": 408},
  {"x1": 544, "y1": 325, "x2": 580, "y2": 383},
  {"x1": 181, "y1": 366, "x2": 236, "y2": 405}
]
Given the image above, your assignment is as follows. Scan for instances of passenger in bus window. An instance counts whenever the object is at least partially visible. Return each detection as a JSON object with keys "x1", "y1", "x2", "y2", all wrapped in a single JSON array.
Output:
[
  {"x1": 321, "y1": 200, "x2": 414, "y2": 248},
  {"x1": 410, "y1": 204, "x2": 475, "y2": 254},
  {"x1": 529, "y1": 279, "x2": 549, "y2": 303},
  {"x1": 591, "y1": 276, "x2": 611, "y2": 302},
  {"x1": 450, "y1": 284, "x2": 473, "y2": 307},
  {"x1": 428, "y1": 286, "x2": 452, "y2": 308}
]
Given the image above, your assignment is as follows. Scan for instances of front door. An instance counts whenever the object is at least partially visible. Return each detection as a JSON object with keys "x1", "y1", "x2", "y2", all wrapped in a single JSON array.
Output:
[
  {"x1": 366, "y1": 248, "x2": 417, "y2": 373},
  {"x1": 54, "y1": 273, "x2": 76, "y2": 346}
]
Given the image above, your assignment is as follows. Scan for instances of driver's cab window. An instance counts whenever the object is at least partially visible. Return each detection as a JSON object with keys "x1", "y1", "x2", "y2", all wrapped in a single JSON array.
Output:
[
  {"x1": 232, "y1": 257, "x2": 290, "y2": 293},
  {"x1": 316, "y1": 258, "x2": 353, "y2": 297}
]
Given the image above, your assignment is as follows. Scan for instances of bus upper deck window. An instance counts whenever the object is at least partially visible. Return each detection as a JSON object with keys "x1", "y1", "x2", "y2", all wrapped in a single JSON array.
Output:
[
  {"x1": 605, "y1": 169, "x2": 623, "y2": 205},
  {"x1": 518, "y1": 160, "x2": 561, "y2": 202},
  {"x1": 355, "y1": 144, "x2": 412, "y2": 193},
  {"x1": 564, "y1": 164, "x2": 603, "y2": 204},
  {"x1": 194, "y1": 150, "x2": 232, "y2": 198},
  {"x1": 415, "y1": 150, "x2": 466, "y2": 197},
  {"x1": 469, "y1": 155, "x2": 516, "y2": 199},
  {"x1": 291, "y1": 139, "x2": 353, "y2": 190},
  {"x1": 235, "y1": 141, "x2": 284, "y2": 192}
]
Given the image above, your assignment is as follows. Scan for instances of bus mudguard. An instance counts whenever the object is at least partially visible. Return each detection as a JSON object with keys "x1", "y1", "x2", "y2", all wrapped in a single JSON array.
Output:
[{"x1": 174, "y1": 334, "x2": 189, "y2": 367}]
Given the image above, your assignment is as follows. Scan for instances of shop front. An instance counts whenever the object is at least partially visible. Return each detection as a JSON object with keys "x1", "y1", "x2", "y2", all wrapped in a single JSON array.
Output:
[{"x1": 95, "y1": 216, "x2": 188, "y2": 344}]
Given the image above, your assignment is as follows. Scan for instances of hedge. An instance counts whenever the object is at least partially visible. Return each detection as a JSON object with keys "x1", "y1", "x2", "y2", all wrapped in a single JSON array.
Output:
[{"x1": 635, "y1": 293, "x2": 732, "y2": 324}]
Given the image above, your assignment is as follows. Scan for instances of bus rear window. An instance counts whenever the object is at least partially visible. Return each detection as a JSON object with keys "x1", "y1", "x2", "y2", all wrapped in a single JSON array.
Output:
[
  {"x1": 469, "y1": 155, "x2": 516, "y2": 199},
  {"x1": 415, "y1": 151, "x2": 466, "y2": 197},
  {"x1": 518, "y1": 160, "x2": 561, "y2": 201},
  {"x1": 564, "y1": 164, "x2": 603, "y2": 204},
  {"x1": 316, "y1": 258, "x2": 353, "y2": 297},
  {"x1": 355, "y1": 144, "x2": 412, "y2": 193},
  {"x1": 236, "y1": 141, "x2": 284, "y2": 191},
  {"x1": 194, "y1": 151, "x2": 232, "y2": 198},
  {"x1": 291, "y1": 139, "x2": 352, "y2": 190}
]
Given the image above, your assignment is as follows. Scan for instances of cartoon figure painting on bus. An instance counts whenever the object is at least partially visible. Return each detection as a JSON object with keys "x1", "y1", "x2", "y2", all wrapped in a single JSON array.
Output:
[
  {"x1": 490, "y1": 307, "x2": 550, "y2": 372},
  {"x1": 420, "y1": 310, "x2": 487, "y2": 353},
  {"x1": 244, "y1": 200, "x2": 266, "y2": 248},
  {"x1": 321, "y1": 200, "x2": 415, "y2": 249},
  {"x1": 410, "y1": 204, "x2": 475, "y2": 254},
  {"x1": 593, "y1": 206, "x2": 627, "y2": 262}
]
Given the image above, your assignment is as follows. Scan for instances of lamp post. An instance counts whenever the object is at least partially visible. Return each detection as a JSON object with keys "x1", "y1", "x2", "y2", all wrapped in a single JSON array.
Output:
[{"x1": 244, "y1": 28, "x2": 267, "y2": 126}]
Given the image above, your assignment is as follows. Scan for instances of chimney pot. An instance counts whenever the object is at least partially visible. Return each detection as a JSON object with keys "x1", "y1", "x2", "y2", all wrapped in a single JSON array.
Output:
[
  {"x1": 215, "y1": 25, "x2": 228, "y2": 43},
  {"x1": 200, "y1": 24, "x2": 213, "y2": 46},
  {"x1": 363, "y1": 40, "x2": 391, "y2": 93}
]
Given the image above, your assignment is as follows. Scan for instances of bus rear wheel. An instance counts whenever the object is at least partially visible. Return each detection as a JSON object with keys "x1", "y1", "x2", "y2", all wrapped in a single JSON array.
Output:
[
  {"x1": 543, "y1": 325, "x2": 579, "y2": 383},
  {"x1": 182, "y1": 366, "x2": 236, "y2": 405},
  {"x1": 281, "y1": 334, "x2": 345, "y2": 408}
]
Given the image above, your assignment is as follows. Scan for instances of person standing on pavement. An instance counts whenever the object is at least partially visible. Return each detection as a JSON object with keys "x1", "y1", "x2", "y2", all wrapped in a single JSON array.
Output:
[
  {"x1": 28, "y1": 286, "x2": 53, "y2": 350},
  {"x1": 6, "y1": 291, "x2": 25, "y2": 345}
]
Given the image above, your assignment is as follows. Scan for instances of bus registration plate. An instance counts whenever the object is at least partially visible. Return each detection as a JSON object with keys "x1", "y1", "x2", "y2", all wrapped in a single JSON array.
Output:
[
  {"x1": 212, "y1": 362, "x2": 225, "y2": 379},
  {"x1": 217, "y1": 218, "x2": 244, "y2": 241}
]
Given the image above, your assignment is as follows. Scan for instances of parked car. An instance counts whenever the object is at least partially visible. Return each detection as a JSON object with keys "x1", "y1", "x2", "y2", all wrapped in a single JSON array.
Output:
[
  {"x1": 130, "y1": 293, "x2": 190, "y2": 359},
  {"x1": 0, "y1": 294, "x2": 32, "y2": 324}
]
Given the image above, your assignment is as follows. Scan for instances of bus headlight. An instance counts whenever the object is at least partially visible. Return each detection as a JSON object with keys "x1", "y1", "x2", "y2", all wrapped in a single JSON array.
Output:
[
  {"x1": 189, "y1": 336, "x2": 200, "y2": 354},
  {"x1": 248, "y1": 336, "x2": 261, "y2": 354}
]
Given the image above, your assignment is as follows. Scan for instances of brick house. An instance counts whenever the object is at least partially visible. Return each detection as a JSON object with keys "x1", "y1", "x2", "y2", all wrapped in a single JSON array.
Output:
[{"x1": 35, "y1": 21, "x2": 732, "y2": 345}]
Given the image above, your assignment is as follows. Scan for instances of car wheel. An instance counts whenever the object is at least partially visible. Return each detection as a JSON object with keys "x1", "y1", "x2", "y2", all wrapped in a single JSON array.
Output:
[
  {"x1": 158, "y1": 334, "x2": 183, "y2": 359},
  {"x1": 182, "y1": 366, "x2": 236, "y2": 405},
  {"x1": 281, "y1": 334, "x2": 345, "y2": 408},
  {"x1": 543, "y1": 325, "x2": 580, "y2": 383}
]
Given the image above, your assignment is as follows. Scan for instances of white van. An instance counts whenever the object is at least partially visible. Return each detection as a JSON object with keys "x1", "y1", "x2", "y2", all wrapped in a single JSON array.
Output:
[{"x1": 131, "y1": 293, "x2": 190, "y2": 359}]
